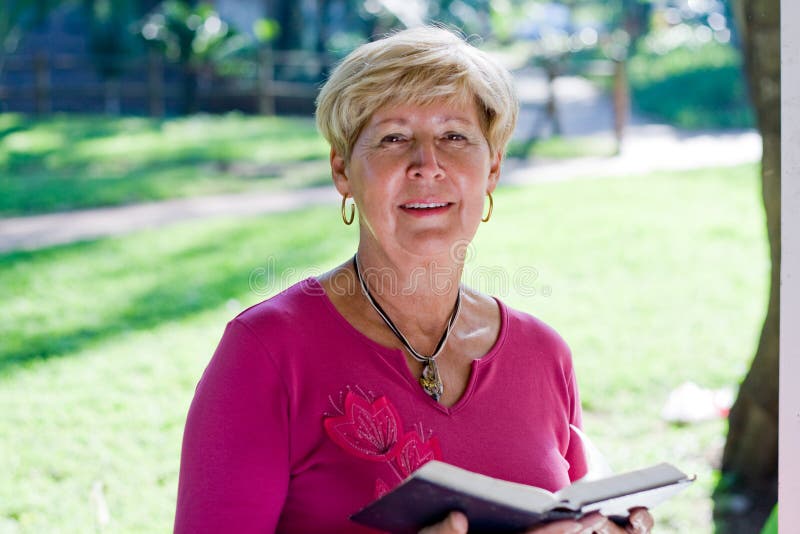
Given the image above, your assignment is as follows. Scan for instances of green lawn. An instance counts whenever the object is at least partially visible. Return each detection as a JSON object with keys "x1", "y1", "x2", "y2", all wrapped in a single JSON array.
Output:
[
  {"x1": 0, "y1": 113, "x2": 331, "y2": 216},
  {"x1": 0, "y1": 163, "x2": 767, "y2": 533}
]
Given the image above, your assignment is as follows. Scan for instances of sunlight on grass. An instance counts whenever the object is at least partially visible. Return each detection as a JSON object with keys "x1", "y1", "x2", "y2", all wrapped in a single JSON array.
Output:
[
  {"x1": 0, "y1": 114, "x2": 330, "y2": 215},
  {"x1": 0, "y1": 164, "x2": 766, "y2": 532},
  {"x1": 0, "y1": 113, "x2": 24, "y2": 130},
  {"x1": 3, "y1": 129, "x2": 67, "y2": 154}
]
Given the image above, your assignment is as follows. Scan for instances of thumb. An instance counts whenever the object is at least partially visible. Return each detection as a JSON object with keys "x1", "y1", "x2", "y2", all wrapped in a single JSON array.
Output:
[
  {"x1": 446, "y1": 511, "x2": 468, "y2": 533},
  {"x1": 419, "y1": 511, "x2": 468, "y2": 534}
]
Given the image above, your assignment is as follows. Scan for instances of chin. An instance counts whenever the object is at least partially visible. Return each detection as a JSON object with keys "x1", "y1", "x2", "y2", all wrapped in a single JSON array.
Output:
[{"x1": 399, "y1": 235, "x2": 475, "y2": 262}]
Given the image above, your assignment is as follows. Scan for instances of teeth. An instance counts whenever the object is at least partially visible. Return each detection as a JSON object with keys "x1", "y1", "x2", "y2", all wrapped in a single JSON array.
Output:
[{"x1": 404, "y1": 202, "x2": 448, "y2": 209}]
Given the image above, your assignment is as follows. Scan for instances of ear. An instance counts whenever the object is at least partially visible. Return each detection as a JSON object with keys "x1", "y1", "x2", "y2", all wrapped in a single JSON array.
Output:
[
  {"x1": 330, "y1": 147, "x2": 350, "y2": 196},
  {"x1": 486, "y1": 150, "x2": 503, "y2": 194}
]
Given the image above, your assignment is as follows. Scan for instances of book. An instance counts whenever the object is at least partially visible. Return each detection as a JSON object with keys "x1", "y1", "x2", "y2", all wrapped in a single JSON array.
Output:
[{"x1": 350, "y1": 461, "x2": 694, "y2": 533}]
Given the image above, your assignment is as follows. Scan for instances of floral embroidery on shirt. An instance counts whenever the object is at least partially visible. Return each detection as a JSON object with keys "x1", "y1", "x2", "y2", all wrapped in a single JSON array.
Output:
[
  {"x1": 324, "y1": 389, "x2": 442, "y2": 496},
  {"x1": 394, "y1": 429, "x2": 442, "y2": 477},
  {"x1": 323, "y1": 390, "x2": 401, "y2": 461}
]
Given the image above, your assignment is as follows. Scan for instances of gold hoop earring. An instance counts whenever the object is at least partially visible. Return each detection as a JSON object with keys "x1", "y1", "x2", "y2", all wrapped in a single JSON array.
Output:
[
  {"x1": 481, "y1": 191, "x2": 493, "y2": 223},
  {"x1": 341, "y1": 195, "x2": 355, "y2": 225}
]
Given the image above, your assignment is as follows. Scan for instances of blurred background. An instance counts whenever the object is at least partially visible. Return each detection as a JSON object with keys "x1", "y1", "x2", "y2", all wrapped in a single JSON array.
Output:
[{"x1": 0, "y1": 0, "x2": 780, "y2": 532}]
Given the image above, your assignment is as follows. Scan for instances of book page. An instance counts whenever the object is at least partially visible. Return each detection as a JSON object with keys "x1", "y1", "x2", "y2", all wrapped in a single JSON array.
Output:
[
  {"x1": 580, "y1": 480, "x2": 695, "y2": 517},
  {"x1": 414, "y1": 461, "x2": 563, "y2": 513},
  {"x1": 555, "y1": 463, "x2": 691, "y2": 509}
]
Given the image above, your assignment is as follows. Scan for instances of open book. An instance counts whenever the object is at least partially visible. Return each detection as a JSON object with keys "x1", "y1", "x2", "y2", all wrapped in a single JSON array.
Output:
[{"x1": 350, "y1": 461, "x2": 694, "y2": 533}]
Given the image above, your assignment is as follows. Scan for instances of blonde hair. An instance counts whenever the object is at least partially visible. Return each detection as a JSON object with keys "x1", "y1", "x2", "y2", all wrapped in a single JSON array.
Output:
[{"x1": 315, "y1": 26, "x2": 519, "y2": 161}]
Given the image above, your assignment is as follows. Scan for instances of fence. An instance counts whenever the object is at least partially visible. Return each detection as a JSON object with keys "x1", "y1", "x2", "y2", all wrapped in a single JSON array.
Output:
[{"x1": 0, "y1": 48, "x2": 331, "y2": 116}]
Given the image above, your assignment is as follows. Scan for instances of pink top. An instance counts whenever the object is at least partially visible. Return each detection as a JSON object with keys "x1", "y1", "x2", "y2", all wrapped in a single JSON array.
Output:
[{"x1": 174, "y1": 278, "x2": 587, "y2": 533}]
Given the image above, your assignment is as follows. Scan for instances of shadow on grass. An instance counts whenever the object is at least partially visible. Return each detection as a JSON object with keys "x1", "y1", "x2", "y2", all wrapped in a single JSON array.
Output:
[
  {"x1": 0, "y1": 159, "x2": 279, "y2": 215},
  {"x1": 0, "y1": 218, "x2": 345, "y2": 376}
]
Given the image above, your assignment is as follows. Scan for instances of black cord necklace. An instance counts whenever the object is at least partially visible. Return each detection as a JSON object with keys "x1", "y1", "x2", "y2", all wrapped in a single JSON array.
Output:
[{"x1": 353, "y1": 254, "x2": 461, "y2": 402}]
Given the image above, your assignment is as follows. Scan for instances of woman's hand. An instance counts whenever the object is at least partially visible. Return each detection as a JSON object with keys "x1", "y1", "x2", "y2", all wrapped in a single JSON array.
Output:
[
  {"x1": 529, "y1": 508, "x2": 653, "y2": 533},
  {"x1": 418, "y1": 508, "x2": 653, "y2": 534},
  {"x1": 419, "y1": 511, "x2": 469, "y2": 534}
]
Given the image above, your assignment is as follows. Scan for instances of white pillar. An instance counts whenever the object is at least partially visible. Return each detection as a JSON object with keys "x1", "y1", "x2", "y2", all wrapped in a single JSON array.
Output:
[{"x1": 780, "y1": 0, "x2": 800, "y2": 528}]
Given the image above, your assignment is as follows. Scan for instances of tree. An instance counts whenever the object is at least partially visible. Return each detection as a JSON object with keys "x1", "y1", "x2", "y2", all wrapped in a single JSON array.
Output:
[
  {"x1": 83, "y1": 0, "x2": 137, "y2": 113},
  {"x1": 715, "y1": 0, "x2": 780, "y2": 531}
]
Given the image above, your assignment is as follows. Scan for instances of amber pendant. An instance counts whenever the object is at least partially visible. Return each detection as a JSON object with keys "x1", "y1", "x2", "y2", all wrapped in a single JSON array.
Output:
[{"x1": 419, "y1": 359, "x2": 444, "y2": 402}]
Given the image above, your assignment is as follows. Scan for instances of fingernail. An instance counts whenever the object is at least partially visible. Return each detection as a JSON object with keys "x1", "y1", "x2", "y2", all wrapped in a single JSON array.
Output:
[
  {"x1": 630, "y1": 516, "x2": 649, "y2": 532},
  {"x1": 449, "y1": 511, "x2": 468, "y2": 532}
]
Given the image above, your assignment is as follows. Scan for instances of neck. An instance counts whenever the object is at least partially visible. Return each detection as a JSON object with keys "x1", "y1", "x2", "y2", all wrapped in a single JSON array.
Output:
[
  {"x1": 353, "y1": 248, "x2": 464, "y2": 346},
  {"x1": 358, "y1": 247, "x2": 464, "y2": 302}
]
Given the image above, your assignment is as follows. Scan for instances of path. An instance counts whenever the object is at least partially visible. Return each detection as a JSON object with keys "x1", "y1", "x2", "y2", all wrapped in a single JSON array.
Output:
[{"x1": 0, "y1": 71, "x2": 761, "y2": 253}]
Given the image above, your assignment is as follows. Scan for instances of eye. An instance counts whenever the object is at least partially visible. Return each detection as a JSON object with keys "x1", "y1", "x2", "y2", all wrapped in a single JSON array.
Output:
[
  {"x1": 381, "y1": 134, "x2": 406, "y2": 144},
  {"x1": 444, "y1": 133, "x2": 467, "y2": 142}
]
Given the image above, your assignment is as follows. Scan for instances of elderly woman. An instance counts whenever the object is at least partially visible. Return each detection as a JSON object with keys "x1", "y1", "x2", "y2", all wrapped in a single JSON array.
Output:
[{"x1": 174, "y1": 27, "x2": 653, "y2": 534}]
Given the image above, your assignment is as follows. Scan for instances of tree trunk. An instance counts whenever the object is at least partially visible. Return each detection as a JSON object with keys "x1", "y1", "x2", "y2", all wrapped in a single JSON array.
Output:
[{"x1": 716, "y1": 0, "x2": 780, "y2": 531}]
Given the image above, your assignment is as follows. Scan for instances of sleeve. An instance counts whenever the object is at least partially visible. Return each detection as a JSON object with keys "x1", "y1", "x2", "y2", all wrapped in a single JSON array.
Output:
[
  {"x1": 174, "y1": 319, "x2": 290, "y2": 533},
  {"x1": 564, "y1": 365, "x2": 589, "y2": 482}
]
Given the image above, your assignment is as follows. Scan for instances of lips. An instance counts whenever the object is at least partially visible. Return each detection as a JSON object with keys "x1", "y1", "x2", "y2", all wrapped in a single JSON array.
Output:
[
  {"x1": 398, "y1": 201, "x2": 452, "y2": 218},
  {"x1": 401, "y1": 202, "x2": 450, "y2": 209}
]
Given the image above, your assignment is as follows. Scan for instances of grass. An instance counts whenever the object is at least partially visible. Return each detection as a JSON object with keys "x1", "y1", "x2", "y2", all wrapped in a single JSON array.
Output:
[
  {"x1": 0, "y1": 113, "x2": 331, "y2": 216},
  {"x1": 0, "y1": 163, "x2": 767, "y2": 532}
]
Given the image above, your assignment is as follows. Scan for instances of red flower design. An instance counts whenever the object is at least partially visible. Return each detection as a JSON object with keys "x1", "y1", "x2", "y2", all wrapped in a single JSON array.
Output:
[
  {"x1": 393, "y1": 430, "x2": 443, "y2": 477},
  {"x1": 323, "y1": 391, "x2": 401, "y2": 461}
]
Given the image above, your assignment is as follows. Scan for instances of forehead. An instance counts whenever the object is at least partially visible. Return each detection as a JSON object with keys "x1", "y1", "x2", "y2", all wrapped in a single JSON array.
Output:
[{"x1": 366, "y1": 97, "x2": 482, "y2": 129}]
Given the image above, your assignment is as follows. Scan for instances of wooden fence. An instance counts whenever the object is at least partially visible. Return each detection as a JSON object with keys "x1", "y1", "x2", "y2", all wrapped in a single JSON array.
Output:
[{"x1": 0, "y1": 49, "x2": 331, "y2": 116}]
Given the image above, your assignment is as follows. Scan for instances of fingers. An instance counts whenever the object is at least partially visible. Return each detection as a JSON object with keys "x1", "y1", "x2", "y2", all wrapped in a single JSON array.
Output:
[
  {"x1": 525, "y1": 519, "x2": 585, "y2": 533},
  {"x1": 573, "y1": 509, "x2": 654, "y2": 534},
  {"x1": 575, "y1": 512, "x2": 627, "y2": 534},
  {"x1": 418, "y1": 511, "x2": 468, "y2": 534},
  {"x1": 626, "y1": 508, "x2": 654, "y2": 534},
  {"x1": 420, "y1": 509, "x2": 653, "y2": 534},
  {"x1": 526, "y1": 514, "x2": 624, "y2": 534}
]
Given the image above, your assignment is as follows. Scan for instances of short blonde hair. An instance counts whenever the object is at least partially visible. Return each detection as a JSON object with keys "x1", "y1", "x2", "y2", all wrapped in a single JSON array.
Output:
[{"x1": 315, "y1": 26, "x2": 519, "y2": 161}]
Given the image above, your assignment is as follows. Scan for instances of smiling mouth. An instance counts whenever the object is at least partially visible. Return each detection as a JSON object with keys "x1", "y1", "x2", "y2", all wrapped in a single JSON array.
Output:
[{"x1": 401, "y1": 202, "x2": 450, "y2": 210}]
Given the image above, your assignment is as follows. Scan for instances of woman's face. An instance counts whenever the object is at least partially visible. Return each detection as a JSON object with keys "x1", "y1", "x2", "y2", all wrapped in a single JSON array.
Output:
[{"x1": 331, "y1": 98, "x2": 501, "y2": 262}]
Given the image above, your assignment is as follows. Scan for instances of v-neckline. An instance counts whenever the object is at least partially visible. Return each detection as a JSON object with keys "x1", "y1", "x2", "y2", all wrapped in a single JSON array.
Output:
[{"x1": 307, "y1": 277, "x2": 508, "y2": 415}]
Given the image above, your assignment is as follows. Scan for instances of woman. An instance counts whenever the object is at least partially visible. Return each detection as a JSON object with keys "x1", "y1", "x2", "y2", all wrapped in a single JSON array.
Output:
[{"x1": 174, "y1": 26, "x2": 653, "y2": 533}]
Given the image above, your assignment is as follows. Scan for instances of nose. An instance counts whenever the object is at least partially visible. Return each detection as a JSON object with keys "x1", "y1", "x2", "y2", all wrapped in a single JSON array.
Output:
[{"x1": 408, "y1": 140, "x2": 444, "y2": 181}]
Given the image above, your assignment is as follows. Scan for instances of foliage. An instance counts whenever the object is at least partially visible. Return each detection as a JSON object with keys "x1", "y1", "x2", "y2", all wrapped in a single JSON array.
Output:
[
  {"x1": 252, "y1": 18, "x2": 279, "y2": 44},
  {"x1": 627, "y1": 40, "x2": 753, "y2": 129},
  {"x1": 137, "y1": 0, "x2": 250, "y2": 68},
  {"x1": 136, "y1": 1, "x2": 257, "y2": 113},
  {"x1": 0, "y1": 163, "x2": 766, "y2": 533},
  {"x1": 0, "y1": 113, "x2": 330, "y2": 215}
]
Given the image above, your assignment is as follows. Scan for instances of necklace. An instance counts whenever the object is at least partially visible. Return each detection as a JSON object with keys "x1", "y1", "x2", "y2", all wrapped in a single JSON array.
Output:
[{"x1": 353, "y1": 254, "x2": 461, "y2": 402}]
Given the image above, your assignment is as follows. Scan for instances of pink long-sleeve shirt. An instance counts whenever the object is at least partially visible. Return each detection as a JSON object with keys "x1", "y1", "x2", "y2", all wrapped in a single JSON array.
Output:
[{"x1": 174, "y1": 278, "x2": 587, "y2": 533}]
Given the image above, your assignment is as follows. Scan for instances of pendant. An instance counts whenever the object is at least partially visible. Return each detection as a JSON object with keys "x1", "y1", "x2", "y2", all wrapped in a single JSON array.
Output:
[{"x1": 419, "y1": 359, "x2": 444, "y2": 402}]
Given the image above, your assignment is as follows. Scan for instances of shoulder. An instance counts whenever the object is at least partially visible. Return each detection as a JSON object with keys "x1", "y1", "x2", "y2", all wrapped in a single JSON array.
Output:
[
  {"x1": 498, "y1": 300, "x2": 573, "y2": 365},
  {"x1": 234, "y1": 277, "x2": 328, "y2": 333},
  {"x1": 206, "y1": 278, "x2": 330, "y2": 382}
]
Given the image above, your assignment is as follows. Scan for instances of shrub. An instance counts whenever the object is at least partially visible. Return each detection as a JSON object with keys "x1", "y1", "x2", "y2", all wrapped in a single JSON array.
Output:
[{"x1": 627, "y1": 41, "x2": 754, "y2": 129}]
